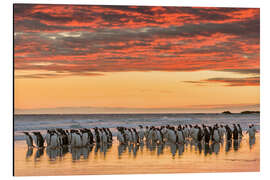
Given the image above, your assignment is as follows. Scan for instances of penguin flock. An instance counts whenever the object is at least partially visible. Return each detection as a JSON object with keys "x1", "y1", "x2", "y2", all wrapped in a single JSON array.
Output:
[
  {"x1": 22, "y1": 124, "x2": 257, "y2": 159},
  {"x1": 22, "y1": 127, "x2": 113, "y2": 149},
  {"x1": 116, "y1": 123, "x2": 256, "y2": 145}
]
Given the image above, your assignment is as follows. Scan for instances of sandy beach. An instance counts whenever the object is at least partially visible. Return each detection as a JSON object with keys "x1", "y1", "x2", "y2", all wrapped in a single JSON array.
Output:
[{"x1": 14, "y1": 133, "x2": 259, "y2": 176}]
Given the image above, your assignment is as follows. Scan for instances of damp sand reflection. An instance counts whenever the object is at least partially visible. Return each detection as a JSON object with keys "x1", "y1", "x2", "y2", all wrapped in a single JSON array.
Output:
[{"x1": 15, "y1": 134, "x2": 259, "y2": 176}]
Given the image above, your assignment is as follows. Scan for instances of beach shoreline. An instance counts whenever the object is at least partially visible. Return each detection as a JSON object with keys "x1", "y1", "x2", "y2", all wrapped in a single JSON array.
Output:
[{"x1": 14, "y1": 133, "x2": 260, "y2": 176}]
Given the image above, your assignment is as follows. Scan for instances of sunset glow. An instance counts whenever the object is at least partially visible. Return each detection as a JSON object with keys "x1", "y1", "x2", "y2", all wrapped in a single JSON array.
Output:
[{"x1": 14, "y1": 4, "x2": 260, "y2": 114}]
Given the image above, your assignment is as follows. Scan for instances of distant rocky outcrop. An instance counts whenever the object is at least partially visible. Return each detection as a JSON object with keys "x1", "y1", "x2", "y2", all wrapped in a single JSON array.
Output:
[
  {"x1": 240, "y1": 111, "x2": 260, "y2": 114},
  {"x1": 222, "y1": 111, "x2": 232, "y2": 114}
]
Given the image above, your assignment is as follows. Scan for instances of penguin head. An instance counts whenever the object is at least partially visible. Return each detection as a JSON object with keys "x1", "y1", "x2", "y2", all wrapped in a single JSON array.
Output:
[{"x1": 23, "y1": 132, "x2": 29, "y2": 135}]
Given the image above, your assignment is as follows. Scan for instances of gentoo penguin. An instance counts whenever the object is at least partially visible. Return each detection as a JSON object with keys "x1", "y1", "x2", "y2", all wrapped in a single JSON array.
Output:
[
  {"x1": 94, "y1": 127, "x2": 100, "y2": 144},
  {"x1": 191, "y1": 125, "x2": 199, "y2": 141},
  {"x1": 75, "y1": 131, "x2": 82, "y2": 147},
  {"x1": 218, "y1": 125, "x2": 226, "y2": 140},
  {"x1": 132, "y1": 128, "x2": 139, "y2": 144},
  {"x1": 251, "y1": 124, "x2": 257, "y2": 134},
  {"x1": 232, "y1": 124, "x2": 239, "y2": 140},
  {"x1": 138, "y1": 125, "x2": 145, "y2": 143},
  {"x1": 80, "y1": 129, "x2": 89, "y2": 146},
  {"x1": 87, "y1": 128, "x2": 94, "y2": 144},
  {"x1": 197, "y1": 126, "x2": 204, "y2": 142},
  {"x1": 49, "y1": 131, "x2": 60, "y2": 148},
  {"x1": 100, "y1": 128, "x2": 108, "y2": 144},
  {"x1": 32, "y1": 132, "x2": 44, "y2": 148},
  {"x1": 237, "y1": 124, "x2": 243, "y2": 137},
  {"x1": 176, "y1": 126, "x2": 185, "y2": 144},
  {"x1": 23, "y1": 132, "x2": 33, "y2": 148},
  {"x1": 44, "y1": 130, "x2": 51, "y2": 147},
  {"x1": 203, "y1": 126, "x2": 210, "y2": 144},
  {"x1": 168, "y1": 127, "x2": 177, "y2": 144},
  {"x1": 116, "y1": 127, "x2": 125, "y2": 144},
  {"x1": 183, "y1": 124, "x2": 189, "y2": 138},
  {"x1": 247, "y1": 125, "x2": 256, "y2": 139},
  {"x1": 106, "y1": 128, "x2": 113, "y2": 143},
  {"x1": 213, "y1": 126, "x2": 220, "y2": 143},
  {"x1": 157, "y1": 128, "x2": 164, "y2": 144},
  {"x1": 145, "y1": 126, "x2": 150, "y2": 142},
  {"x1": 225, "y1": 125, "x2": 232, "y2": 141}
]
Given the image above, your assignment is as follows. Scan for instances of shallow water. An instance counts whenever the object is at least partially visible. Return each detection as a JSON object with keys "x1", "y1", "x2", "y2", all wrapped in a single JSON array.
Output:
[{"x1": 14, "y1": 133, "x2": 260, "y2": 176}]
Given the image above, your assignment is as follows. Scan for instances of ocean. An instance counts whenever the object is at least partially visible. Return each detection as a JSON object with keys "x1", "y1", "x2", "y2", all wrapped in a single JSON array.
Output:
[{"x1": 14, "y1": 113, "x2": 260, "y2": 141}]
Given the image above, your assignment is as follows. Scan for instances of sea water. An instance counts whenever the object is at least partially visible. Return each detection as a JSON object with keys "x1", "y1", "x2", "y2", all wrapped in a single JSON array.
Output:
[{"x1": 14, "y1": 113, "x2": 260, "y2": 141}]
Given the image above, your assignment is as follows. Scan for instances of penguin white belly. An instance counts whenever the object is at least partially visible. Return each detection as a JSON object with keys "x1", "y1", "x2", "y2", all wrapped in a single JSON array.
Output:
[
  {"x1": 156, "y1": 131, "x2": 162, "y2": 143},
  {"x1": 70, "y1": 134, "x2": 76, "y2": 147},
  {"x1": 50, "y1": 135, "x2": 59, "y2": 148},
  {"x1": 168, "y1": 130, "x2": 176, "y2": 143},
  {"x1": 82, "y1": 133, "x2": 89, "y2": 146},
  {"x1": 213, "y1": 130, "x2": 220, "y2": 142},
  {"x1": 117, "y1": 133, "x2": 124, "y2": 144},
  {"x1": 192, "y1": 129, "x2": 199, "y2": 141},
  {"x1": 177, "y1": 131, "x2": 184, "y2": 143},
  {"x1": 26, "y1": 136, "x2": 33, "y2": 147},
  {"x1": 138, "y1": 130, "x2": 144, "y2": 140},
  {"x1": 75, "y1": 134, "x2": 82, "y2": 147},
  {"x1": 102, "y1": 134, "x2": 107, "y2": 144},
  {"x1": 33, "y1": 136, "x2": 38, "y2": 147},
  {"x1": 248, "y1": 129, "x2": 255, "y2": 138}
]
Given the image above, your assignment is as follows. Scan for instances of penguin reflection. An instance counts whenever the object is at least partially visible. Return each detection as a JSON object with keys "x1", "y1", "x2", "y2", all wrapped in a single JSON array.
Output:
[
  {"x1": 212, "y1": 142, "x2": 220, "y2": 155},
  {"x1": 177, "y1": 143, "x2": 185, "y2": 156},
  {"x1": 118, "y1": 143, "x2": 127, "y2": 158},
  {"x1": 170, "y1": 143, "x2": 177, "y2": 157},
  {"x1": 26, "y1": 147, "x2": 33, "y2": 158},
  {"x1": 71, "y1": 147, "x2": 82, "y2": 161},
  {"x1": 204, "y1": 143, "x2": 212, "y2": 156},
  {"x1": 225, "y1": 140, "x2": 232, "y2": 152},
  {"x1": 132, "y1": 144, "x2": 139, "y2": 157},
  {"x1": 34, "y1": 147, "x2": 44, "y2": 160},
  {"x1": 157, "y1": 143, "x2": 165, "y2": 156},
  {"x1": 233, "y1": 139, "x2": 239, "y2": 151}
]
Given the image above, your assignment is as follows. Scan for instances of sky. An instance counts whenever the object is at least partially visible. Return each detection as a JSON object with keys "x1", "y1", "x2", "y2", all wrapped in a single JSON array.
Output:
[{"x1": 14, "y1": 4, "x2": 260, "y2": 114}]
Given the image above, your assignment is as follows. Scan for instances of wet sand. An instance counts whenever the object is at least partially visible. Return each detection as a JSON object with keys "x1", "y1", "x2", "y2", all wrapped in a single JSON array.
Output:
[{"x1": 14, "y1": 133, "x2": 260, "y2": 176}]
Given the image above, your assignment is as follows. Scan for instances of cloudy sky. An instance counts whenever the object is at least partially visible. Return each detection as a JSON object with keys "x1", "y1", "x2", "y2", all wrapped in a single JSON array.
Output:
[{"x1": 14, "y1": 4, "x2": 260, "y2": 114}]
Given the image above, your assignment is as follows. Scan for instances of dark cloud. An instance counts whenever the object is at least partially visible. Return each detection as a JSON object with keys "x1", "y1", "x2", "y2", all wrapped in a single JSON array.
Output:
[
  {"x1": 14, "y1": 5, "x2": 260, "y2": 78},
  {"x1": 184, "y1": 76, "x2": 260, "y2": 86}
]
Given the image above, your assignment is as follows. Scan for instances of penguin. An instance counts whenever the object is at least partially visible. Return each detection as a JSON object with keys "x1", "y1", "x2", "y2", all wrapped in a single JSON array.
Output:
[
  {"x1": 203, "y1": 126, "x2": 210, "y2": 144},
  {"x1": 232, "y1": 124, "x2": 239, "y2": 140},
  {"x1": 101, "y1": 128, "x2": 108, "y2": 144},
  {"x1": 44, "y1": 130, "x2": 51, "y2": 147},
  {"x1": 237, "y1": 124, "x2": 243, "y2": 137},
  {"x1": 167, "y1": 126, "x2": 176, "y2": 143},
  {"x1": 81, "y1": 129, "x2": 89, "y2": 146},
  {"x1": 87, "y1": 128, "x2": 94, "y2": 144},
  {"x1": 197, "y1": 126, "x2": 204, "y2": 142},
  {"x1": 116, "y1": 127, "x2": 125, "y2": 144},
  {"x1": 106, "y1": 128, "x2": 113, "y2": 143},
  {"x1": 23, "y1": 132, "x2": 33, "y2": 148},
  {"x1": 32, "y1": 132, "x2": 44, "y2": 148},
  {"x1": 138, "y1": 125, "x2": 145, "y2": 143},
  {"x1": 75, "y1": 131, "x2": 82, "y2": 147},
  {"x1": 219, "y1": 125, "x2": 226, "y2": 140},
  {"x1": 213, "y1": 126, "x2": 220, "y2": 143},
  {"x1": 247, "y1": 125, "x2": 256, "y2": 139},
  {"x1": 132, "y1": 128, "x2": 139, "y2": 144},
  {"x1": 49, "y1": 131, "x2": 60, "y2": 148},
  {"x1": 94, "y1": 127, "x2": 100, "y2": 144},
  {"x1": 176, "y1": 126, "x2": 185, "y2": 144},
  {"x1": 183, "y1": 124, "x2": 189, "y2": 139},
  {"x1": 225, "y1": 125, "x2": 232, "y2": 141}
]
